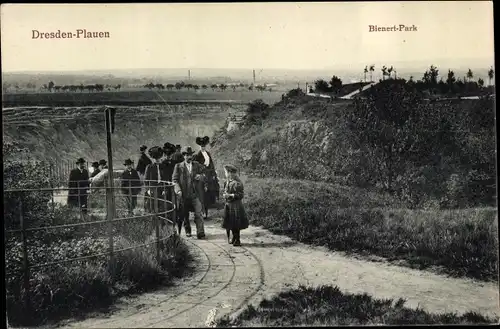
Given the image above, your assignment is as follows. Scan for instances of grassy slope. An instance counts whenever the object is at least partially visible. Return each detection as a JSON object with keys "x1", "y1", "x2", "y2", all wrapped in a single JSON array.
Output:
[
  {"x1": 216, "y1": 285, "x2": 498, "y2": 326},
  {"x1": 211, "y1": 97, "x2": 499, "y2": 281}
]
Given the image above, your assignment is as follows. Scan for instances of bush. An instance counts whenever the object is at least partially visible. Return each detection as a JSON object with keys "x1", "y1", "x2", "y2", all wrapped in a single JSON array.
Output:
[{"x1": 4, "y1": 141, "x2": 53, "y2": 230}]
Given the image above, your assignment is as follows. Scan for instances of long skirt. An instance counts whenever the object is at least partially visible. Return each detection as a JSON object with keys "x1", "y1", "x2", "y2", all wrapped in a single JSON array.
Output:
[{"x1": 222, "y1": 200, "x2": 249, "y2": 230}]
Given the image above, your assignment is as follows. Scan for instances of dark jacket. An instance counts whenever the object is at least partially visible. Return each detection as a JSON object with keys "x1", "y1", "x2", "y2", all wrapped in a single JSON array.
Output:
[
  {"x1": 90, "y1": 168, "x2": 101, "y2": 178},
  {"x1": 120, "y1": 168, "x2": 141, "y2": 195},
  {"x1": 193, "y1": 150, "x2": 220, "y2": 205},
  {"x1": 136, "y1": 152, "x2": 152, "y2": 175},
  {"x1": 67, "y1": 168, "x2": 90, "y2": 206},
  {"x1": 68, "y1": 168, "x2": 90, "y2": 195},
  {"x1": 172, "y1": 161, "x2": 206, "y2": 201},
  {"x1": 144, "y1": 162, "x2": 166, "y2": 187}
]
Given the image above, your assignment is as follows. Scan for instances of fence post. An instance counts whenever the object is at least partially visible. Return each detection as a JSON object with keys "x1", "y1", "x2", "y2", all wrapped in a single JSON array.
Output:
[
  {"x1": 154, "y1": 188, "x2": 161, "y2": 266},
  {"x1": 49, "y1": 163, "x2": 55, "y2": 220},
  {"x1": 19, "y1": 199, "x2": 32, "y2": 316},
  {"x1": 105, "y1": 108, "x2": 116, "y2": 281}
]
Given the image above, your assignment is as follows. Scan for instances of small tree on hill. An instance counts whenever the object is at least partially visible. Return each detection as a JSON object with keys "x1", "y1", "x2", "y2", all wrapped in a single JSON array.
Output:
[
  {"x1": 48, "y1": 81, "x2": 55, "y2": 92},
  {"x1": 478, "y1": 78, "x2": 485, "y2": 88},
  {"x1": 246, "y1": 99, "x2": 270, "y2": 124},
  {"x1": 363, "y1": 66, "x2": 368, "y2": 82},
  {"x1": 330, "y1": 75, "x2": 343, "y2": 94},
  {"x1": 369, "y1": 65, "x2": 375, "y2": 82},
  {"x1": 314, "y1": 79, "x2": 330, "y2": 93},
  {"x1": 467, "y1": 68, "x2": 474, "y2": 82}
]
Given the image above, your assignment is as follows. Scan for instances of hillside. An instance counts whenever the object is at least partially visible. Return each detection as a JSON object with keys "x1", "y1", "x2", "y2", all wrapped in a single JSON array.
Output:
[
  {"x1": 211, "y1": 88, "x2": 496, "y2": 209},
  {"x1": 3, "y1": 103, "x2": 246, "y2": 180}
]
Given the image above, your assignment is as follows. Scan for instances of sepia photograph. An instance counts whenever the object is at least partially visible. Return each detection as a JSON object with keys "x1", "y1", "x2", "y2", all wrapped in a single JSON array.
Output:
[{"x1": 1, "y1": 2, "x2": 498, "y2": 327}]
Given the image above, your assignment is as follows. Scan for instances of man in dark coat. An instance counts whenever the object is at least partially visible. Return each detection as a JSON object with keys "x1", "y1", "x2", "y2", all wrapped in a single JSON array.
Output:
[
  {"x1": 193, "y1": 136, "x2": 220, "y2": 219},
  {"x1": 67, "y1": 157, "x2": 90, "y2": 212},
  {"x1": 136, "y1": 145, "x2": 152, "y2": 183},
  {"x1": 144, "y1": 146, "x2": 166, "y2": 214},
  {"x1": 161, "y1": 142, "x2": 181, "y2": 226},
  {"x1": 90, "y1": 161, "x2": 100, "y2": 178},
  {"x1": 121, "y1": 159, "x2": 141, "y2": 215},
  {"x1": 172, "y1": 146, "x2": 206, "y2": 239}
]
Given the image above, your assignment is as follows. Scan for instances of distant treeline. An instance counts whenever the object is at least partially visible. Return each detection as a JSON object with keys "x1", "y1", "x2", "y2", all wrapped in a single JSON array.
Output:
[{"x1": 143, "y1": 81, "x2": 272, "y2": 92}]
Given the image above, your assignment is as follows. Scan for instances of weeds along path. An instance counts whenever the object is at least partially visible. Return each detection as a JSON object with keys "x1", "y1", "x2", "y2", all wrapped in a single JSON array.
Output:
[{"x1": 52, "y1": 218, "x2": 498, "y2": 328}]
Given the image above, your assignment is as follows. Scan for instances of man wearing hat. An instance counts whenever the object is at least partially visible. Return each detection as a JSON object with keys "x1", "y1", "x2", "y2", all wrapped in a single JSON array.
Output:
[
  {"x1": 98, "y1": 159, "x2": 108, "y2": 170},
  {"x1": 90, "y1": 161, "x2": 101, "y2": 178},
  {"x1": 136, "y1": 145, "x2": 152, "y2": 184},
  {"x1": 173, "y1": 144, "x2": 183, "y2": 163},
  {"x1": 121, "y1": 159, "x2": 141, "y2": 215},
  {"x1": 144, "y1": 146, "x2": 166, "y2": 214},
  {"x1": 67, "y1": 157, "x2": 90, "y2": 212},
  {"x1": 193, "y1": 136, "x2": 220, "y2": 219},
  {"x1": 172, "y1": 146, "x2": 207, "y2": 238}
]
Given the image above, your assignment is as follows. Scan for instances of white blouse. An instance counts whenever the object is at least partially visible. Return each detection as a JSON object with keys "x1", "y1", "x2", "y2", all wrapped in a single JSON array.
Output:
[{"x1": 201, "y1": 151, "x2": 210, "y2": 166}]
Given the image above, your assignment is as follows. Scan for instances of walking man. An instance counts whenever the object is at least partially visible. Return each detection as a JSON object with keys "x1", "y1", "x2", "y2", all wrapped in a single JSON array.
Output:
[
  {"x1": 68, "y1": 157, "x2": 90, "y2": 213},
  {"x1": 172, "y1": 146, "x2": 206, "y2": 239},
  {"x1": 121, "y1": 159, "x2": 141, "y2": 215},
  {"x1": 136, "y1": 145, "x2": 152, "y2": 183}
]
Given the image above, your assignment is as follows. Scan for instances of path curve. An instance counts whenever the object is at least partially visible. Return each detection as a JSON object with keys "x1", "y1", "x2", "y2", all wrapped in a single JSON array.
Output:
[{"x1": 53, "y1": 220, "x2": 499, "y2": 328}]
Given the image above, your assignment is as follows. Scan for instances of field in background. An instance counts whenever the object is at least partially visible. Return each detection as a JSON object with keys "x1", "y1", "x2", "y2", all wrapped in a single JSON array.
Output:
[{"x1": 2, "y1": 88, "x2": 285, "y2": 107}]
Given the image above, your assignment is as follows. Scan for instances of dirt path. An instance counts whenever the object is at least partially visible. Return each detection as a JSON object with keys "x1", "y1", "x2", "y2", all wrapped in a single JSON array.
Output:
[{"x1": 51, "y1": 218, "x2": 498, "y2": 328}]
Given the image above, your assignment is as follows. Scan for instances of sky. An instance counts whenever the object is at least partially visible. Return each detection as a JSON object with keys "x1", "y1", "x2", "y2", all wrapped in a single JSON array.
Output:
[{"x1": 0, "y1": 2, "x2": 495, "y2": 72}]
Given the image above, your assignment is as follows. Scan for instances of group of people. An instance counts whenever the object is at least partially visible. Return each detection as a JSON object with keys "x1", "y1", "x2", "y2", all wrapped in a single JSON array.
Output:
[{"x1": 66, "y1": 136, "x2": 248, "y2": 246}]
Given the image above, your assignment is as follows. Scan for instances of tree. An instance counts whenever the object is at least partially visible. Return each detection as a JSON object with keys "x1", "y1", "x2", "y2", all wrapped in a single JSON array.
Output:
[
  {"x1": 314, "y1": 79, "x2": 330, "y2": 93},
  {"x1": 219, "y1": 84, "x2": 227, "y2": 92},
  {"x1": 48, "y1": 81, "x2": 55, "y2": 92},
  {"x1": 246, "y1": 99, "x2": 270, "y2": 124},
  {"x1": 330, "y1": 75, "x2": 343, "y2": 94},
  {"x1": 364, "y1": 66, "x2": 368, "y2": 82},
  {"x1": 387, "y1": 66, "x2": 393, "y2": 79},
  {"x1": 487, "y1": 66, "x2": 494, "y2": 86},
  {"x1": 211, "y1": 84, "x2": 218, "y2": 91},
  {"x1": 346, "y1": 81, "x2": 454, "y2": 197},
  {"x1": 202, "y1": 84, "x2": 208, "y2": 91},
  {"x1": 381, "y1": 66, "x2": 387, "y2": 80},
  {"x1": 369, "y1": 65, "x2": 375, "y2": 82},
  {"x1": 478, "y1": 78, "x2": 485, "y2": 88},
  {"x1": 446, "y1": 70, "x2": 456, "y2": 93},
  {"x1": 232, "y1": 85, "x2": 237, "y2": 92},
  {"x1": 467, "y1": 68, "x2": 473, "y2": 82},
  {"x1": 175, "y1": 82, "x2": 182, "y2": 90},
  {"x1": 193, "y1": 84, "x2": 200, "y2": 92}
]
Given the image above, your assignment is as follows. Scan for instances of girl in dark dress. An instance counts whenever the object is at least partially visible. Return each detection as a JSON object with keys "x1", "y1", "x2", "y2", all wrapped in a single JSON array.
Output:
[
  {"x1": 193, "y1": 136, "x2": 220, "y2": 219},
  {"x1": 222, "y1": 164, "x2": 248, "y2": 246}
]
